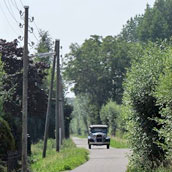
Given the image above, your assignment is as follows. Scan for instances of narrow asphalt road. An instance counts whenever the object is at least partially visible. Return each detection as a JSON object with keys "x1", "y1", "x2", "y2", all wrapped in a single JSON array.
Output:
[{"x1": 70, "y1": 137, "x2": 130, "y2": 172}]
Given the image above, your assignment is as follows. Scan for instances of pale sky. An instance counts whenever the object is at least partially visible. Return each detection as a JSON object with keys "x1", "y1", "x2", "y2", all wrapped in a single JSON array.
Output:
[
  {"x1": 0, "y1": 0, "x2": 155, "y2": 97},
  {"x1": 0, "y1": 0, "x2": 155, "y2": 54}
]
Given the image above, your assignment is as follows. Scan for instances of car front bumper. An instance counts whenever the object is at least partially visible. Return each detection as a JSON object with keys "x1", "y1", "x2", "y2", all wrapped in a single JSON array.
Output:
[
  {"x1": 88, "y1": 137, "x2": 110, "y2": 145},
  {"x1": 89, "y1": 141, "x2": 110, "y2": 145}
]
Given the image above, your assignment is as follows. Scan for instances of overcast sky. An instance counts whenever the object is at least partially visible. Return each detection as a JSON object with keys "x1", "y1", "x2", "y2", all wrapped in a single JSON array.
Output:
[
  {"x1": 0, "y1": 0, "x2": 155, "y2": 54},
  {"x1": 0, "y1": 0, "x2": 156, "y2": 97}
]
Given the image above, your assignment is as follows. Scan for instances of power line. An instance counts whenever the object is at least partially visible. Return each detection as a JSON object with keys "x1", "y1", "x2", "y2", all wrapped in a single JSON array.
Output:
[
  {"x1": 19, "y1": 0, "x2": 24, "y2": 7},
  {"x1": 2, "y1": 0, "x2": 40, "y2": 47},
  {"x1": 33, "y1": 20, "x2": 41, "y2": 35},
  {"x1": 3, "y1": 0, "x2": 19, "y2": 24},
  {"x1": 7, "y1": 0, "x2": 17, "y2": 16},
  {"x1": 0, "y1": 1, "x2": 20, "y2": 36},
  {"x1": 11, "y1": 0, "x2": 20, "y2": 12},
  {"x1": 32, "y1": 31, "x2": 39, "y2": 42}
]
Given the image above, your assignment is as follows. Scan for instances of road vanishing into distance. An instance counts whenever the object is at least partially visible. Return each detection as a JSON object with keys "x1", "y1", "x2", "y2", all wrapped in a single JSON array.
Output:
[{"x1": 70, "y1": 137, "x2": 130, "y2": 172}]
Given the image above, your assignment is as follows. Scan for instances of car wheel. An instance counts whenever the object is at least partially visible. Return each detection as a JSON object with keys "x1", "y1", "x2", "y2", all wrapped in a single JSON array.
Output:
[
  {"x1": 89, "y1": 144, "x2": 91, "y2": 149},
  {"x1": 107, "y1": 144, "x2": 110, "y2": 149}
]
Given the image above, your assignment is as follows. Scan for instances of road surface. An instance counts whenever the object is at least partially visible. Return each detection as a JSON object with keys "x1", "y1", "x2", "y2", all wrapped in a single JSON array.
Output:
[{"x1": 70, "y1": 137, "x2": 130, "y2": 172}]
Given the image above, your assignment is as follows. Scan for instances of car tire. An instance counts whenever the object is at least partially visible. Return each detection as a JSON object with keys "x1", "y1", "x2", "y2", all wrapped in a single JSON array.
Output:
[
  {"x1": 107, "y1": 144, "x2": 110, "y2": 149},
  {"x1": 89, "y1": 144, "x2": 91, "y2": 149}
]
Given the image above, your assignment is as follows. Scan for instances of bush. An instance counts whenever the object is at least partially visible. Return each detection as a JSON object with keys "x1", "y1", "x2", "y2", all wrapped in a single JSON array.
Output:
[
  {"x1": 154, "y1": 48, "x2": 172, "y2": 159},
  {"x1": 123, "y1": 42, "x2": 167, "y2": 171},
  {"x1": 0, "y1": 117, "x2": 15, "y2": 157}
]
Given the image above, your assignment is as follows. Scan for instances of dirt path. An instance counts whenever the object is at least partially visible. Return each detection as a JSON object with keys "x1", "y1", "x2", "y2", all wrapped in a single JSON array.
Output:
[{"x1": 70, "y1": 137, "x2": 130, "y2": 172}]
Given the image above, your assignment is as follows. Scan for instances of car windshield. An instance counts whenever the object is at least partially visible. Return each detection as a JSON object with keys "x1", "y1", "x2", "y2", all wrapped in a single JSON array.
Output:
[{"x1": 91, "y1": 127, "x2": 107, "y2": 134}]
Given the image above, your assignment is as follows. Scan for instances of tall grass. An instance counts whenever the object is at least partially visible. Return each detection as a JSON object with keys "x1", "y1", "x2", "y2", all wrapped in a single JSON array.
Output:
[
  {"x1": 31, "y1": 139, "x2": 89, "y2": 172},
  {"x1": 110, "y1": 137, "x2": 129, "y2": 148}
]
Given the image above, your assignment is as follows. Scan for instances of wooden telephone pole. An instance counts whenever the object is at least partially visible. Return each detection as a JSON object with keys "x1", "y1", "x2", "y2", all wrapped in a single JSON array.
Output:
[
  {"x1": 55, "y1": 39, "x2": 60, "y2": 151},
  {"x1": 22, "y1": 6, "x2": 29, "y2": 172},
  {"x1": 42, "y1": 46, "x2": 57, "y2": 158}
]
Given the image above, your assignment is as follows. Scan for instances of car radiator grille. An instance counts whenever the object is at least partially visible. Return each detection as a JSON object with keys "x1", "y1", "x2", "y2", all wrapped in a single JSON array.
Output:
[{"x1": 96, "y1": 135, "x2": 103, "y2": 142}]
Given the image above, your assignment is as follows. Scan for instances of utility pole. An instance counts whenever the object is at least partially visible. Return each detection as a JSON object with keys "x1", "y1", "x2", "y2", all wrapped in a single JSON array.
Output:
[
  {"x1": 59, "y1": 75, "x2": 62, "y2": 144},
  {"x1": 42, "y1": 48, "x2": 56, "y2": 158},
  {"x1": 55, "y1": 39, "x2": 60, "y2": 151},
  {"x1": 22, "y1": 6, "x2": 29, "y2": 172},
  {"x1": 60, "y1": 75, "x2": 65, "y2": 142}
]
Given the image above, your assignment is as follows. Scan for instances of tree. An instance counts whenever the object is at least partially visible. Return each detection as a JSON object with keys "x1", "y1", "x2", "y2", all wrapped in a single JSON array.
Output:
[
  {"x1": 119, "y1": 15, "x2": 142, "y2": 42},
  {"x1": 119, "y1": 0, "x2": 172, "y2": 43},
  {"x1": 64, "y1": 103, "x2": 73, "y2": 138},
  {"x1": 35, "y1": 30, "x2": 53, "y2": 65},
  {"x1": 70, "y1": 94, "x2": 98, "y2": 135},
  {"x1": 100, "y1": 100, "x2": 120, "y2": 135},
  {"x1": 64, "y1": 35, "x2": 133, "y2": 123},
  {"x1": 0, "y1": 39, "x2": 48, "y2": 146}
]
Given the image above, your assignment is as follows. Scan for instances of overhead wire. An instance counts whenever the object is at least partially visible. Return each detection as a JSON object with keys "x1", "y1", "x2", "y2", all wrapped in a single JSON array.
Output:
[
  {"x1": 3, "y1": 0, "x2": 19, "y2": 24},
  {"x1": 7, "y1": 0, "x2": 17, "y2": 16},
  {"x1": 33, "y1": 21, "x2": 41, "y2": 35},
  {"x1": 2, "y1": 0, "x2": 40, "y2": 48},
  {"x1": 10, "y1": 0, "x2": 20, "y2": 12},
  {"x1": 32, "y1": 32, "x2": 39, "y2": 42},
  {"x1": 0, "y1": 1, "x2": 20, "y2": 36},
  {"x1": 19, "y1": 0, "x2": 24, "y2": 7}
]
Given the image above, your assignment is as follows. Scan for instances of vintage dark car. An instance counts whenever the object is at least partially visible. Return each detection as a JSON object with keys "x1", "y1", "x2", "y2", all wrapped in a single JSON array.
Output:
[{"x1": 88, "y1": 125, "x2": 110, "y2": 149}]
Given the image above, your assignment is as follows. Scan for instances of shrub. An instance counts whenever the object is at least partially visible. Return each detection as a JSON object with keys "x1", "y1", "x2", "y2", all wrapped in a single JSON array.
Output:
[
  {"x1": 123, "y1": 42, "x2": 167, "y2": 171},
  {"x1": 0, "y1": 117, "x2": 15, "y2": 157}
]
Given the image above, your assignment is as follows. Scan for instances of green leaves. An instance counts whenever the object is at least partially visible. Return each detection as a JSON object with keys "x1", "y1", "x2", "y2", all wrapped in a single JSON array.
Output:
[
  {"x1": 123, "y1": 42, "x2": 167, "y2": 170},
  {"x1": 100, "y1": 100, "x2": 120, "y2": 135},
  {"x1": 120, "y1": 0, "x2": 172, "y2": 42},
  {"x1": 64, "y1": 35, "x2": 133, "y2": 108}
]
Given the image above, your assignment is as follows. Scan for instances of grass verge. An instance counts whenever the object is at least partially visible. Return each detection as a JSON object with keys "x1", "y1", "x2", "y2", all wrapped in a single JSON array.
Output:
[
  {"x1": 127, "y1": 167, "x2": 172, "y2": 172},
  {"x1": 31, "y1": 139, "x2": 89, "y2": 172},
  {"x1": 110, "y1": 137, "x2": 129, "y2": 148}
]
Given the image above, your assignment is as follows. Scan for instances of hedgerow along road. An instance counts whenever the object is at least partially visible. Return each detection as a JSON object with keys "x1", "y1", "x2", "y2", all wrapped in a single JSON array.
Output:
[{"x1": 70, "y1": 137, "x2": 130, "y2": 172}]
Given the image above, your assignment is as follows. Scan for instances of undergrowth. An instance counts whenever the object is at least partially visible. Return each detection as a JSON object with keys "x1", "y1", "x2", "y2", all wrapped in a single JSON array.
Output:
[{"x1": 31, "y1": 138, "x2": 89, "y2": 172}]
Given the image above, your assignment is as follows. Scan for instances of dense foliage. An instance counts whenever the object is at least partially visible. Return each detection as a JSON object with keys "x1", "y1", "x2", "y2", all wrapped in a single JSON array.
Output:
[
  {"x1": 0, "y1": 39, "x2": 48, "y2": 147},
  {"x1": 120, "y1": 0, "x2": 172, "y2": 42},
  {"x1": 64, "y1": 35, "x2": 136, "y2": 125},
  {"x1": 0, "y1": 117, "x2": 15, "y2": 157},
  {"x1": 122, "y1": 42, "x2": 169, "y2": 171},
  {"x1": 154, "y1": 48, "x2": 172, "y2": 159},
  {"x1": 64, "y1": 35, "x2": 132, "y2": 105}
]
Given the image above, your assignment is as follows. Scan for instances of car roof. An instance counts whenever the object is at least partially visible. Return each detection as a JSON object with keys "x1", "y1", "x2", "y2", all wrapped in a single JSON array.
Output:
[{"x1": 89, "y1": 125, "x2": 108, "y2": 128}]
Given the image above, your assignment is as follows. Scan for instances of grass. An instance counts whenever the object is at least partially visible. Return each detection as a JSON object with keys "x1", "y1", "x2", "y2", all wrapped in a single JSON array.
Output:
[
  {"x1": 127, "y1": 167, "x2": 172, "y2": 172},
  {"x1": 110, "y1": 137, "x2": 129, "y2": 148},
  {"x1": 31, "y1": 138, "x2": 89, "y2": 172}
]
